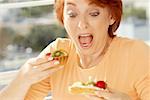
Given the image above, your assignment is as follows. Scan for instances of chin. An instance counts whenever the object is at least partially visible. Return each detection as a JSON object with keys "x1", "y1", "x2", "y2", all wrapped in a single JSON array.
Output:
[{"x1": 79, "y1": 48, "x2": 95, "y2": 56}]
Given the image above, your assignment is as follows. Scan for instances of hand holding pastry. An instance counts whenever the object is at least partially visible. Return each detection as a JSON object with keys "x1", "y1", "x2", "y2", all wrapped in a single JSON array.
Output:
[
  {"x1": 84, "y1": 81, "x2": 131, "y2": 100},
  {"x1": 69, "y1": 78, "x2": 108, "y2": 95},
  {"x1": 0, "y1": 50, "x2": 68, "y2": 100},
  {"x1": 69, "y1": 77, "x2": 131, "y2": 100},
  {"x1": 85, "y1": 88, "x2": 131, "y2": 100},
  {"x1": 17, "y1": 49, "x2": 68, "y2": 85}
]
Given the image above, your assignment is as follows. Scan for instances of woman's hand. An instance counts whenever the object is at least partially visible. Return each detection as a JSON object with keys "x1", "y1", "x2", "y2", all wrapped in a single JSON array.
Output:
[
  {"x1": 17, "y1": 55, "x2": 63, "y2": 86},
  {"x1": 0, "y1": 54, "x2": 63, "y2": 100},
  {"x1": 85, "y1": 88, "x2": 131, "y2": 100}
]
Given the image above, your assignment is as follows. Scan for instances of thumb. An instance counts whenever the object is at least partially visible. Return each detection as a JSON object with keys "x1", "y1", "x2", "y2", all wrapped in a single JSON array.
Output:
[{"x1": 95, "y1": 90, "x2": 112, "y2": 99}]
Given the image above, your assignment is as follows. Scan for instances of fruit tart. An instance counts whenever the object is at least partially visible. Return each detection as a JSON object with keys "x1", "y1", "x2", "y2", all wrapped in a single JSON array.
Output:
[
  {"x1": 46, "y1": 49, "x2": 68, "y2": 65},
  {"x1": 69, "y1": 78, "x2": 107, "y2": 95}
]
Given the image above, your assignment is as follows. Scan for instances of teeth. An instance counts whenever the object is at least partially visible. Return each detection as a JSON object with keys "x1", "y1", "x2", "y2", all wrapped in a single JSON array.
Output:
[
  {"x1": 79, "y1": 34, "x2": 91, "y2": 37},
  {"x1": 82, "y1": 43, "x2": 89, "y2": 47}
]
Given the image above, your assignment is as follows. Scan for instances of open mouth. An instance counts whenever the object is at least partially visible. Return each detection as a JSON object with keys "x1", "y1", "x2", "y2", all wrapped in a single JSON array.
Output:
[{"x1": 78, "y1": 33, "x2": 93, "y2": 49}]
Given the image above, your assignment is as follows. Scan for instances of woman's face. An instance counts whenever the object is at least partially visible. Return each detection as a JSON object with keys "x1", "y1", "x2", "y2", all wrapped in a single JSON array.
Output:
[{"x1": 63, "y1": 0, "x2": 114, "y2": 55}]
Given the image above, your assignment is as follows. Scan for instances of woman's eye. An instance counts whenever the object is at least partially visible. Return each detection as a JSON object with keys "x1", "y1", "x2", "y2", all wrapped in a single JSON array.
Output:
[
  {"x1": 90, "y1": 12, "x2": 100, "y2": 17},
  {"x1": 67, "y1": 11, "x2": 77, "y2": 18}
]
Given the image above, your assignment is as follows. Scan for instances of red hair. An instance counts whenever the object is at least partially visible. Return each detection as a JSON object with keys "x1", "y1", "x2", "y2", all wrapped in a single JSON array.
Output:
[{"x1": 54, "y1": 0, "x2": 122, "y2": 37}]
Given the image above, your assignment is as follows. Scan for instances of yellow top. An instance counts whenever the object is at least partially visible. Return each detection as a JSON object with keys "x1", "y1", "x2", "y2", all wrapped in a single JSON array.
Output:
[{"x1": 25, "y1": 36, "x2": 150, "y2": 100}]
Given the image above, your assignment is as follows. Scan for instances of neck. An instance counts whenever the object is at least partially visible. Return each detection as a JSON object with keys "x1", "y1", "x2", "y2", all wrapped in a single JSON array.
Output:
[{"x1": 78, "y1": 36, "x2": 113, "y2": 69}]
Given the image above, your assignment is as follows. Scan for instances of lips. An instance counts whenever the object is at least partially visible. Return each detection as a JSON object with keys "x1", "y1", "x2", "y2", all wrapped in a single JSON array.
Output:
[{"x1": 78, "y1": 33, "x2": 93, "y2": 48}]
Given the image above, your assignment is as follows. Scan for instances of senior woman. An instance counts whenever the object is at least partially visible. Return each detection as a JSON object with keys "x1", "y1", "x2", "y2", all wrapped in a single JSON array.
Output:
[{"x1": 0, "y1": 0, "x2": 149, "y2": 100}]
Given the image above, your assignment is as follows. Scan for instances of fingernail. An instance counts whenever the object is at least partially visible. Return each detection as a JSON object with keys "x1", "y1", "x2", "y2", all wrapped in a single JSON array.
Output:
[
  {"x1": 48, "y1": 57, "x2": 53, "y2": 61},
  {"x1": 54, "y1": 61, "x2": 60, "y2": 65},
  {"x1": 46, "y1": 53, "x2": 51, "y2": 57}
]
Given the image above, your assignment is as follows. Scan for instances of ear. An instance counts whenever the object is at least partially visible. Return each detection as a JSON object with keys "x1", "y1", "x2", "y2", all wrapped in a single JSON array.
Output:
[{"x1": 109, "y1": 16, "x2": 115, "y2": 25}]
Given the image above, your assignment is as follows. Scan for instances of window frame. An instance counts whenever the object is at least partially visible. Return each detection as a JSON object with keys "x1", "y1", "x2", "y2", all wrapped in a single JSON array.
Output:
[{"x1": 0, "y1": 0, "x2": 54, "y2": 9}]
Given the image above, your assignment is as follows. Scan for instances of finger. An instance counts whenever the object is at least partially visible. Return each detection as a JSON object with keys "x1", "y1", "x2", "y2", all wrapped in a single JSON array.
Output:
[
  {"x1": 85, "y1": 95, "x2": 98, "y2": 100},
  {"x1": 45, "y1": 53, "x2": 53, "y2": 60},
  {"x1": 25, "y1": 58, "x2": 37, "y2": 69},
  {"x1": 29, "y1": 57, "x2": 49, "y2": 66},
  {"x1": 85, "y1": 94, "x2": 104, "y2": 100},
  {"x1": 95, "y1": 90, "x2": 112, "y2": 99},
  {"x1": 27, "y1": 58, "x2": 37, "y2": 64},
  {"x1": 107, "y1": 87, "x2": 118, "y2": 93},
  {"x1": 35, "y1": 60, "x2": 61, "y2": 71}
]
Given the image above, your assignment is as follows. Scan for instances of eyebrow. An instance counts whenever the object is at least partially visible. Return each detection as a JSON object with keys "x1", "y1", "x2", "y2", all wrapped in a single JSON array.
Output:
[
  {"x1": 88, "y1": 2, "x2": 98, "y2": 6},
  {"x1": 66, "y1": 2, "x2": 76, "y2": 6}
]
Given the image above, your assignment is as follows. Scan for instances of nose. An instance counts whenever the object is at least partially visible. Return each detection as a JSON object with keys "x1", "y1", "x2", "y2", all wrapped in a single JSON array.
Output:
[{"x1": 78, "y1": 17, "x2": 88, "y2": 30}]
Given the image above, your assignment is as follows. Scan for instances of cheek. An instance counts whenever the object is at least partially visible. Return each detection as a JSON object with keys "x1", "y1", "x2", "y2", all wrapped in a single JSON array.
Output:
[
  {"x1": 64, "y1": 18, "x2": 77, "y2": 36},
  {"x1": 64, "y1": 19, "x2": 72, "y2": 33},
  {"x1": 63, "y1": 21, "x2": 76, "y2": 41},
  {"x1": 88, "y1": 18, "x2": 110, "y2": 43},
  {"x1": 89, "y1": 17, "x2": 110, "y2": 32}
]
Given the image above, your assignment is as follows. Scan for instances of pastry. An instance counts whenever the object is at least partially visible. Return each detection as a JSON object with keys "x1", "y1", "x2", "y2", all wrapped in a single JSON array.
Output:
[
  {"x1": 69, "y1": 79, "x2": 107, "y2": 95},
  {"x1": 46, "y1": 49, "x2": 68, "y2": 65}
]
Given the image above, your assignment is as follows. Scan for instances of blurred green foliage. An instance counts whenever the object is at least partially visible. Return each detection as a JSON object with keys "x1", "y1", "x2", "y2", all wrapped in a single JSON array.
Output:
[
  {"x1": 0, "y1": 27, "x2": 16, "y2": 59},
  {"x1": 0, "y1": 24, "x2": 67, "y2": 59},
  {"x1": 123, "y1": 7, "x2": 146, "y2": 19},
  {"x1": 23, "y1": 24, "x2": 67, "y2": 51},
  {"x1": 0, "y1": 4, "x2": 68, "y2": 59},
  {"x1": 0, "y1": 27, "x2": 15, "y2": 47},
  {"x1": 18, "y1": 5, "x2": 53, "y2": 18}
]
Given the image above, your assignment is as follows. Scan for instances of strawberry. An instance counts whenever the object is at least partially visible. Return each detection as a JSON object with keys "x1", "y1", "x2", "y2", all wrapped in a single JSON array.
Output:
[
  {"x1": 46, "y1": 53, "x2": 51, "y2": 57},
  {"x1": 95, "y1": 81, "x2": 107, "y2": 89}
]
